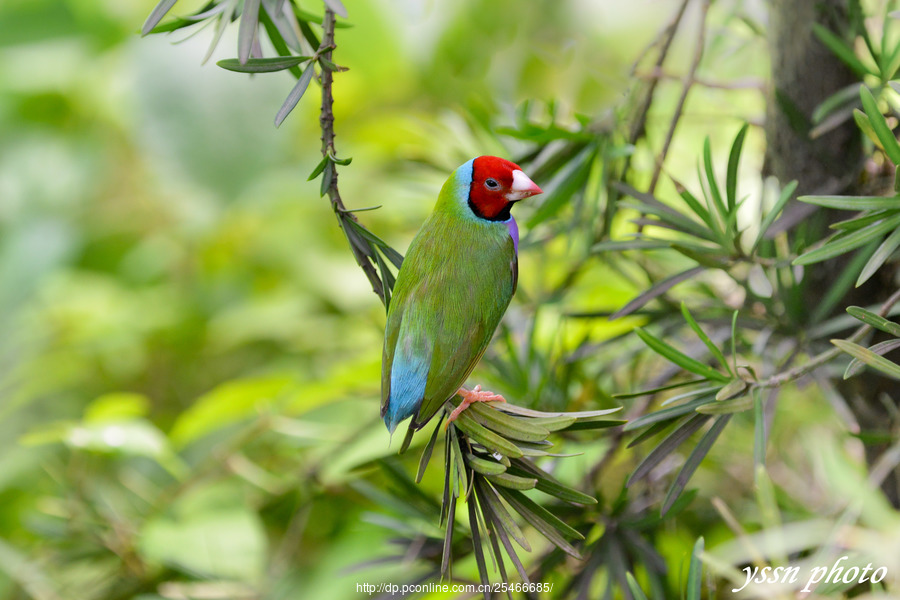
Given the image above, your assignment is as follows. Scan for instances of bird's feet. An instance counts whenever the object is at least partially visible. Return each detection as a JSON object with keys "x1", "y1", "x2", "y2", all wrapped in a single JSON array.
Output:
[{"x1": 446, "y1": 385, "x2": 506, "y2": 427}]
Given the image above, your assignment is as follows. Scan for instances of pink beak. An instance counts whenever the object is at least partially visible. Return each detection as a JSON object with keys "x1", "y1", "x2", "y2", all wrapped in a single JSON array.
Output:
[{"x1": 507, "y1": 170, "x2": 543, "y2": 201}]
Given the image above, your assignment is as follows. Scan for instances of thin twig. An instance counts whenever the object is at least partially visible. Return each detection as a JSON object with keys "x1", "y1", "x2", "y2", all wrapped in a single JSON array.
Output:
[
  {"x1": 627, "y1": 0, "x2": 691, "y2": 145},
  {"x1": 318, "y1": 9, "x2": 385, "y2": 302},
  {"x1": 754, "y1": 288, "x2": 900, "y2": 389},
  {"x1": 648, "y1": 0, "x2": 710, "y2": 195},
  {"x1": 635, "y1": 68, "x2": 764, "y2": 91}
]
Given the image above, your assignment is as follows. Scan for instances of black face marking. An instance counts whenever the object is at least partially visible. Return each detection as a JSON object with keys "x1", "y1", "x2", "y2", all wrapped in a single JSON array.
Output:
[{"x1": 468, "y1": 194, "x2": 512, "y2": 221}]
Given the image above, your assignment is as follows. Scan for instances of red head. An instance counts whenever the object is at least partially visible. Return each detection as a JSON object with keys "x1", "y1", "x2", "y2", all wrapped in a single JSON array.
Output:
[{"x1": 468, "y1": 156, "x2": 543, "y2": 221}]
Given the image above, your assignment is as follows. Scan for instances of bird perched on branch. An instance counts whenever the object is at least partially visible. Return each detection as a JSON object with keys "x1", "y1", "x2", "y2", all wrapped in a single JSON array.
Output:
[{"x1": 381, "y1": 156, "x2": 542, "y2": 434}]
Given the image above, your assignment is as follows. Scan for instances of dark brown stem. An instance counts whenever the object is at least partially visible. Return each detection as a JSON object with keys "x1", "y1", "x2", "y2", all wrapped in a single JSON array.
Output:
[
  {"x1": 648, "y1": 0, "x2": 710, "y2": 195},
  {"x1": 318, "y1": 9, "x2": 386, "y2": 302},
  {"x1": 627, "y1": 0, "x2": 690, "y2": 145}
]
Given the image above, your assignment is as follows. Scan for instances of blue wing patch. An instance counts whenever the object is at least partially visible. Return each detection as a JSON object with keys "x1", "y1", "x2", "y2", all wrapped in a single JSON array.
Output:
[{"x1": 384, "y1": 343, "x2": 430, "y2": 434}]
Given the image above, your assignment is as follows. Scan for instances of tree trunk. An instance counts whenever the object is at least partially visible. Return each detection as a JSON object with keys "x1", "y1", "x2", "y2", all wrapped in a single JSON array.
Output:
[{"x1": 765, "y1": 0, "x2": 900, "y2": 506}]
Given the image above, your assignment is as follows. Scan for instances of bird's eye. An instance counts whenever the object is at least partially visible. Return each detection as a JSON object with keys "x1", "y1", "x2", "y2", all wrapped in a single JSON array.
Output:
[{"x1": 484, "y1": 178, "x2": 500, "y2": 190}]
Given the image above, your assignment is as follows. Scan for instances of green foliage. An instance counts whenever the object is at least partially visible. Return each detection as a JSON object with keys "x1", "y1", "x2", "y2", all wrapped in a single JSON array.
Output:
[{"x1": 4, "y1": 0, "x2": 900, "y2": 599}]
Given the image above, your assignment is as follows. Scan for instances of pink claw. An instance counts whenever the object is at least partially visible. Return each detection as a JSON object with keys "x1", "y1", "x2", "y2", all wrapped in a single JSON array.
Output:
[{"x1": 445, "y1": 385, "x2": 507, "y2": 427}]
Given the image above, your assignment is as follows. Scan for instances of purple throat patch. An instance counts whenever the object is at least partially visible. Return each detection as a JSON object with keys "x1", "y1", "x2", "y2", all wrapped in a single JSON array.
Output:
[{"x1": 506, "y1": 216, "x2": 519, "y2": 254}]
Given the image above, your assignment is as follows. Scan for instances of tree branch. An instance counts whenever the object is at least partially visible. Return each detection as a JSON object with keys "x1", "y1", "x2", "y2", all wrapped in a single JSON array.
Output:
[
  {"x1": 318, "y1": 8, "x2": 387, "y2": 303},
  {"x1": 754, "y1": 287, "x2": 900, "y2": 389}
]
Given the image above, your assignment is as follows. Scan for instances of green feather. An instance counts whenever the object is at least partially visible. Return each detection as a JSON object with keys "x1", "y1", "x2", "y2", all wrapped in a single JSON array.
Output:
[{"x1": 381, "y1": 167, "x2": 517, "y2": 431}]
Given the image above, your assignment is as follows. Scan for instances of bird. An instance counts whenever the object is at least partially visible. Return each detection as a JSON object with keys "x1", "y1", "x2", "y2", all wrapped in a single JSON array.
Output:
[{"x1": 381, "y1": 156, "x2": 543, "y2": 434}]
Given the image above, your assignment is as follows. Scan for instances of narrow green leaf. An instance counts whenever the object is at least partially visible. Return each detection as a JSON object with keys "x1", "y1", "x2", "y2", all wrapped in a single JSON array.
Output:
[
  {"x1": 143, "y1": 16, "x2": 195, "y2": 34},
  {"x1": 681, "y1": 302, "x2": 731, "y2": 374},
  {"x1": 753, "y1": 392, "x2": 766, "y2": 468},
  {"x1": 845, "y1": 339, "x2": 900, "y2": 378},
  {"x1": 591, "y1": 239, "x2": 671, "y2": 253},
  {"x1": 525, "y1": 415, "x2": 577, "y2": 431},
  {"x1": 661, "y1": 386, "x2": 722, "y2": 407},
  {"x1": 466, "y1": 401, "x2": 550, "y2": 442},
  {"x1": 752, "y1": 180, "x2": 797, "y2": 253},
  {"x1": 619, "y1": 200, "x2": 716, "y2": 242},
  {"x1": 467, "y1": 497, "x2": 491, "y2": 598},
  {"x1": 626, "y1": 573, "x2": 651, "y2": 600},
  {"x1": 307, "y1": 155, "x2": 328, "y2": 181},
  {"x1": 628, "y1": 419, "x2": 676, "y2": 448},
  {"x1": 662, "y1": 417, "x2": 730, "y2": 515},
  {"x1": 495, "y1": 488, "x2": 583, "y2": 558},
  {"x1": 526, "y1": 147, "x2": 595, "y2": 227},
  {"x1": 485, "y1": 472, "x2": 537, "y2": 490},
  {"x1": 726, "y1": 124, "x2": 749, "y2": 211},
  {"x1": 860, "y1": 86, "x2": 900, "y2": 164},
  {"x1": 344, "y1": 219, "x2": 404, "y2": 268},
  {"x1": 848, "y1": 306, "x2": 900, "y2": 335},
  {"x1": 714, "y1": 379, "x2": 747, "y2": 402},
  {"x1": 466, "y1": 453, "x2": 507, "y2": 476},
  {"x1": 477, "y1": 481, "x2": 531, "y2": 552},
  {"x1": 833, "y1": 339, "x2": 900, "y2": 380},
  {"x1": 858, "y1": 225, "x2": 900, "y2": 286},
  {"x1": 885, "y1": 38, "x2": 900, "y2": 80},
  {"x1": 275, "y1": 63, "x2": 316, "y2": 127},
  {"x1": 453, "y1": 411, "x2": 524, "y2": 458},
  {"x1": 480, "y1": 508, "x2": 513, "y2": 598},
  {"x1": 489, "y1": 403, "x2": 621, "y2": 419},
  {"x1": 635, "y1": 328, "x2": 730, "y2": 382},
  {"x1": 676, "y1": 185, "x2": 717, "y2": 235},
  {"x1": 703, "y1": 138, "x2": 728, "y2": 222},
  {"x1": 202, "y1": 0, "x2": 238, "y2": 65},
  {"x1": 416, "y1": 417, "x2": 443, "y2": 483},
  {"x1": 440, "y1": 427, "x2": 452, "y2": 526},
  {"x1": 258, "y1": 7, "x2": 301, "y2": 77},
  {"x1": 793, "y1": 212, "x2": 900, "y2": 265},
  {"x1": 696, "y1": 395, "x2": 752, "y2": 414},
  {"x1": 142, "y1": 0, "x2": 178, "y2": 36},
  {"x1": 319, "y1": 160, "x2": 333, "y2": 196},
  {"x1": 812, "y1": 23, "x2": 876, "y2": 78},
  {"x1": 374, "y1": 247, "x2": 393, "y2": 309},
  {"x1": 624, "y1": 394, "x2": 717, "y2": 431},
  {"x1": 686, "y1": 537, "x2": 705, "y2": 600},
  {"x1": 611, "y1": 267, "x2": 704, "y2": 320},
  {"x1": 510, "y1": 459, "x2": 597, "y2": 505},
  {"x1": 297, "y1": 18, "x2": 320, "y2": 49},
  {"x1": 448, "y1": 425, "x2": 468, "y2": 498},
  {"x1": 830, "y1": 209, "x2": 892, "y2": 231},
  {"x1": 613, "y1": 379, "x2": 708, "y2": 399},
  {"x1": 219, "y1": 55, "x2": 311, "y2": 73},
  {"x1": 238, "y1": 0, "x2": 260, "y2": 64},
  {"x1": 563, "y1": 417, "x2": 627, "y2": 431},
  {"x1": 854, "y1": 108, "x2": 882, "y2": 150},
  {"x1": 478, "y1": 485, "x2": 527, "y2": 586},
  {"x1": 669, "y1": 244, "x2": 729, "y2": 268},
  {"x1": 323, "y1": 0, "x2": 349, "y2": 18},
  {"x1": 799, "y1": 195, "x2": 900, "y2": 210},
  {"x1": 812, "y1": 83, "x2": 862, "y2": 124},
  {"x1": 628, "y1": 414, "x2": 711, "y2": 485}
]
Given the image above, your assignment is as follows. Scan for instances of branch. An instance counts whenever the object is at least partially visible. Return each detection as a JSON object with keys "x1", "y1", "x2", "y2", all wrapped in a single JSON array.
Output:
[
  {"x1": 317, "y1": 9, "x2": 387, "y2": 303},
  {"x1": 753, "y1": 288, "x2": 900, "y2": 389},
  {"x1": 648, "y1": 0, "x2": 710, "y2": 195}
]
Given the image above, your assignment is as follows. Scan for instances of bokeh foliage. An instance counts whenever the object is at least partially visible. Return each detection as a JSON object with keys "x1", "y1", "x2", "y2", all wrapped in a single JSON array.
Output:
[{"x1": 2, "y1": 0, "x2": 900, "y2": 599}]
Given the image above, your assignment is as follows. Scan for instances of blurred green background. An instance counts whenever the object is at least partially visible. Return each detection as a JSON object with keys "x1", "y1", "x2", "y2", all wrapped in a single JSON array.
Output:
[{"x1": 2, "y1": 0, "x2": 892, "y2": 599}]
